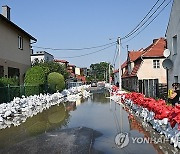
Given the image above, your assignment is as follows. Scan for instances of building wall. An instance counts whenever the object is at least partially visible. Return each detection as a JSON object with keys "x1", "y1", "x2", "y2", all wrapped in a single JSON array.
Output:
[
  {"x1": 31, "y1": 52, "x2": 54, "y2": 63},
  {"x1": 75, "y1": 67, "x2": 81, "y2": 76},
  {"x1": 0, "y1": 18, "x2": 32, "y2": 83},
  {"x1": 31, "y1": 55, "x2": 45, "y2": 63},
  {"x1": 137, "y1": 58, "x2": 166, "y2": 83},
  {"x1": 166, "y1": 0, "x2": 180, "y2": 87}
]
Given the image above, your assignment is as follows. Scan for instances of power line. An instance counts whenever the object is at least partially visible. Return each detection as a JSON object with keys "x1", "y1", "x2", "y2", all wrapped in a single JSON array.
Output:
[
  {"x1": 32, "y1": 41, "x2": 116, "y2": 51},
  {"x1": 54, "y1": 43, "x2": 116, "y2": 59},
  {"x1": 122, "y1": 0, "x2": 167, "y2": 40},
  {"x1": 122, "y1": 0, "x2": 172, "y2": 44},
  {"x1": 121, "y1": 0, "x2": 161, "y2": 39}
]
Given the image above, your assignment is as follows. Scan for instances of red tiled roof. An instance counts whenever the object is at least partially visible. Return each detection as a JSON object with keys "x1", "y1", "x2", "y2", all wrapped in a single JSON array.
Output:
[
  {"x1": 131, "y1": 60, "x2": 142, "y2": 76},
  {"x1": 68, "y1": 64, "x2": 76, "y2": 67},
  {"x1": 121, "y1": 61, "x2": 127, "y2": 69},
  {"x1": 142, "y1": 38, "x2": 166, "y2": 57},
  {"x1": 114, "y1": 69, "x2": 119, "y2": 73},
  {"x1": 129, "y1": 51, "x2": 143, "y2": 62},
  {"x1": 76, "y1": 75, "x2": 86, "y2": 82},
  {"x1": 54, "y1": 59, "x2": 69, "y2": 63},
  {"x1": 122, "y1": 70, "x2": 129, "y2": 78}
]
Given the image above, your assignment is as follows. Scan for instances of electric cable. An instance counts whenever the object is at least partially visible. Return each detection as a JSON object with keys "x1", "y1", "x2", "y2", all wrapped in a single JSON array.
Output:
[
  {"x1": 122, "y1": 0, "x2": 172, "y2": 44},
  {"x1": 122, "y1": 0, "x2": 167, "y2": 40},
  {"x1": 54, "y1": 43, "x2": 116, "y2": 59},
  {"x1": 122, "y1": 0, "x2": 161, "y2": 39},
  {"x1": 32, "y1": 41, "x2": 116, "y2": 51}
]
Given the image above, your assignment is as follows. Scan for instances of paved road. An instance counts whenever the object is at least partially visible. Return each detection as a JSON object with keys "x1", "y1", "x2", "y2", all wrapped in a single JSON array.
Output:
[{"x1": 0, "y1": 127, "x2": 103, "y2": 154}]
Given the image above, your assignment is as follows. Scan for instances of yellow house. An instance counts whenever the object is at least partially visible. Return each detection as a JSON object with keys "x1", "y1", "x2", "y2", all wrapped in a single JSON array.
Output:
[{"x1": 0, "y1": 5, "x2": 37, "y2": 84}]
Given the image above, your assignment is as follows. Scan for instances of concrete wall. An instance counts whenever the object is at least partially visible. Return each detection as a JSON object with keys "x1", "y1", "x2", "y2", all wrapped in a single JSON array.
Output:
[
  {"x1": 166, "y1": 0, "x2": 180, "y2": 87},
  {"x1": 137, "y1": 58, "x2": 166, "y2": 83},
  {"x1": 0, "y1": 18, "x2": 32, "y2": 83}
]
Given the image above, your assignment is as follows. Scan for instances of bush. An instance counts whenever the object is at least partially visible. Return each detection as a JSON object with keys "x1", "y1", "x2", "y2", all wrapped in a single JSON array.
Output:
[
  {"x1": 0, "y1": 77, "x2": 18, "y2": 87},
  {"x1": 24, "y1": 66, "x2": 47, "y2": 96},
  {"x1": 0, "y1": 77, "x2": 19, "y2": 103},
  {"x1": 48, "y1": 72, "x2": 65, "y2": 93}
]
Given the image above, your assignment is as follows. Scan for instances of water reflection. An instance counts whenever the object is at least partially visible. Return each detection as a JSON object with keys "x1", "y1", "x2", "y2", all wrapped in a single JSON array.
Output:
[
  {"x1": 0, "y1": 91, "x2": 163, "y2": 154},
  {"x1": 0, "y1": 104, "x2": 70, "y2": 149},
  {"x1": 91, "y1": 90, "x2": 110, "y2": 103}
]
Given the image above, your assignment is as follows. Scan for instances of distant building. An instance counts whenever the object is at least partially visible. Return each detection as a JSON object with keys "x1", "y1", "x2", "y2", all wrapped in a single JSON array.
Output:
[
  {"x1": 0, "y1": 5, "x2": 37, "y2": 83},
  {"x1": 67, "y1": 64, "x2": 76, "y2": 77},
  {"x1": 120, "y1": 38, "x2": 166, "y2": 97},
  {"x1": 81, "y1": 67, "x2": 88, "y2": 76},
  {"x1": 75, "y1": 67, "x2": 81, "y2": 76},
  {"x1": 54, "y1": 59, "x2": 69, "y2": 68},
  {"x1": 31, "y1": 51, "x2": 54, "y2": 64},
  {"x1": 166, "y1": 0, "x2": 180, "y2": 87}
]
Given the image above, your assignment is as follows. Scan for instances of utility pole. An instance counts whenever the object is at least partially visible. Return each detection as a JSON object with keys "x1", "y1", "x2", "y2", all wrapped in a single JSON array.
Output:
[
  {"x1": 117, "y1": 37, "x2": 123, "y2": 133},
  {"x1": 117, "y1": 37, "x2": 121, "y2": 90},
  {"x1": 109, "y1": 62, "x2": 111, "y2": 84}
]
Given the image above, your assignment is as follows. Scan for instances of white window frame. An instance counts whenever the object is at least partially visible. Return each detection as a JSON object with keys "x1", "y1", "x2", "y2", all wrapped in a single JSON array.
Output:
[
  {"x1": 18, "y1": 35, "x2": 23, "y2": 50},
  {"x1": 153, "y1": 60, "x2": 160, "y2": 69}
]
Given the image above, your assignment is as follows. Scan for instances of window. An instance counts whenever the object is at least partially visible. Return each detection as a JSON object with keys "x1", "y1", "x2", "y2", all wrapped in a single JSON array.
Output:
[
  {"x1": 0, "y1": 65, "x2": 4, "y2": 77},
  {"x1": 153, "y1": 60, "x2": 160, "y2": 68},
  {"x1": 174, "y1": 76, "x2": 178, "y2": 83},
  {"x1": 18, "y1": 35, "x2": 23, "y2": 49},
  {"x1": 172, "y1": 35, "x2": 177, "y2": 55},
  {"x1": 8, "y1": 67, "x2": 20, "y2": 78}
]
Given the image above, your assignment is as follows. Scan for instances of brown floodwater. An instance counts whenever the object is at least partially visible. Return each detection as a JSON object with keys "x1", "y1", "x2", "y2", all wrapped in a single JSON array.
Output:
[{"x1": 0, "y1": 90, "x2": 161, "y2": 153}]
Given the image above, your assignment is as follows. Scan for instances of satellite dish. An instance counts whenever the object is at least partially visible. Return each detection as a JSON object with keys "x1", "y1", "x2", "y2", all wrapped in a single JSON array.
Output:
[
  {"x1": 163, "y1": 49, "x2": 171, "y2": 58},
  {"x1": 162, "y1": 59, "x2": 173, "y2": 69}
]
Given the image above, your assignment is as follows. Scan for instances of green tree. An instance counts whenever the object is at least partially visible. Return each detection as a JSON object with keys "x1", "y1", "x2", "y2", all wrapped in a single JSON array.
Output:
[
  {"x1": 24, "y1": 66, "x2": 47, "y2": 96},
  {"x1": 48, "y1": 72, "x2": 65, "y2": 93},
  {"x1": 32, "y1": 61, "x2": 69, "y2": 79},
  {"x1": 89, "y1": 62, "x2": 113, "y2": 82}
]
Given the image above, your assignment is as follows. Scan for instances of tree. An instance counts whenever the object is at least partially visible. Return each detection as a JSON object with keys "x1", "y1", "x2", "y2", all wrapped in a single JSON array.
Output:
[
  {"x1": 24, "y1": 66, "x2": 47, "y2": 96},
  {"x1": 48, "y1": 72, "x2": 65, "y2": 93},
  {"x1": 32, "y1": 61, "x2": 69, "y2": 79},
  {"x1": 89, "y1": 62, "x2": 113, "y2": 82}
]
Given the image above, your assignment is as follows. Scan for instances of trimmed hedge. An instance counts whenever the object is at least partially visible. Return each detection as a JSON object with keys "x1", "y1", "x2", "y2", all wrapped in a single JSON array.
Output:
[
  {"x1": 48, "y1": 72, "x2": 65, "y2": 93},
  {"x1": 24, "y1": 66, "x2": 48, "y2": 96}
]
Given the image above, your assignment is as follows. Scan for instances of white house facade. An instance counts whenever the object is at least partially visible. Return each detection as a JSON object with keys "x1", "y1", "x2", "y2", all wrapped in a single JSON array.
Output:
[{"x1": 31, "y1": 51, "x2": 54, "y2": 64}]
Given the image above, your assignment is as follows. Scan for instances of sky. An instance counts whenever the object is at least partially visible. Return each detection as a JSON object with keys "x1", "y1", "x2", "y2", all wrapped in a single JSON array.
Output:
[{"x1": 0, "y1": 0, "x2": 172, "y2": 68}]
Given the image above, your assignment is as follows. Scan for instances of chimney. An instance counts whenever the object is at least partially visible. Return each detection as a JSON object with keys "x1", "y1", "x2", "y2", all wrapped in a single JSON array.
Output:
[{"x1": 2, "y1": 5, "x2": 11, "y2": 20}]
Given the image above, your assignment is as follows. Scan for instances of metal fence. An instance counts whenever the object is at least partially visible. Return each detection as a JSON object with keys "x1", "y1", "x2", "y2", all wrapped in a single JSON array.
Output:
[
  {"x1": 66, "y1": 82, "x2": 82, "y2": 89},
  {"x1": 0, "y1": 84, "x2": 47, "y2": 104}
]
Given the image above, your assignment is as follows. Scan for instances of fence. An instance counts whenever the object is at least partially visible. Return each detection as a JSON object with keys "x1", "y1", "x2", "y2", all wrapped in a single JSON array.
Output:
[
  {"x1": 66, "y1": 82, "x2": 83, "y2": 89},
  {"x1": 138, "y1": 79, "x2": 159, "y2": 98},
  {"x1": 0, "y1": 84, "x2": 48, "y2": 104}
]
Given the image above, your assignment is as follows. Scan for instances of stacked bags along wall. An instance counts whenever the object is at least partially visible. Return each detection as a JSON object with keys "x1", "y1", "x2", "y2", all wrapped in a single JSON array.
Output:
[
  {"x1": 110, "y1": 86, "x2": 180, "y2": 149},
  {"x1": 0, "y1": 85, "x2": 91, "y2": 130}
]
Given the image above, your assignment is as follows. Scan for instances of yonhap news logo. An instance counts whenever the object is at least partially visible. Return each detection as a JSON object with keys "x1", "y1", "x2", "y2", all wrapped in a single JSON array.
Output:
[
  {"x1": 115, "y1": 132, "x2": 129, "y2": 148},
  {"x1": 115, "y1": 132, "x2": 169, "y2": 149}
]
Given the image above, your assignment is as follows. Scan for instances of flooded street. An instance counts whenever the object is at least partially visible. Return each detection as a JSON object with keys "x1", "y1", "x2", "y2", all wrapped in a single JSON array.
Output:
[{"x1": 0, "y1": 90, "x2": 161, "y2": 154}]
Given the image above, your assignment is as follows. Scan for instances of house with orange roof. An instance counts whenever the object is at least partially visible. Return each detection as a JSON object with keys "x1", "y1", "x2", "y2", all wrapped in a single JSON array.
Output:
[{"x1": 121, "y1": 38, "x2": 166, "y2": 97}]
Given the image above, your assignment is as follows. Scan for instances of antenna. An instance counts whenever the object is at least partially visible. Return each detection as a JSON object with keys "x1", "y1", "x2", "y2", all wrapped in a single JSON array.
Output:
[
  {"x1": 163, "y1": 49, "x2": 171, "y2": 58},
  {"x1": 162, "y1": 59, "x2": 173, "y2": 69}
]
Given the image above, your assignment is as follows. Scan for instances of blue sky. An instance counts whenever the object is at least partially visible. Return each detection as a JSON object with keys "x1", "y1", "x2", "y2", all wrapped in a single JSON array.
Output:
[{"x1": 0, "y1": 0, "x2": 172, "y2": 68}]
